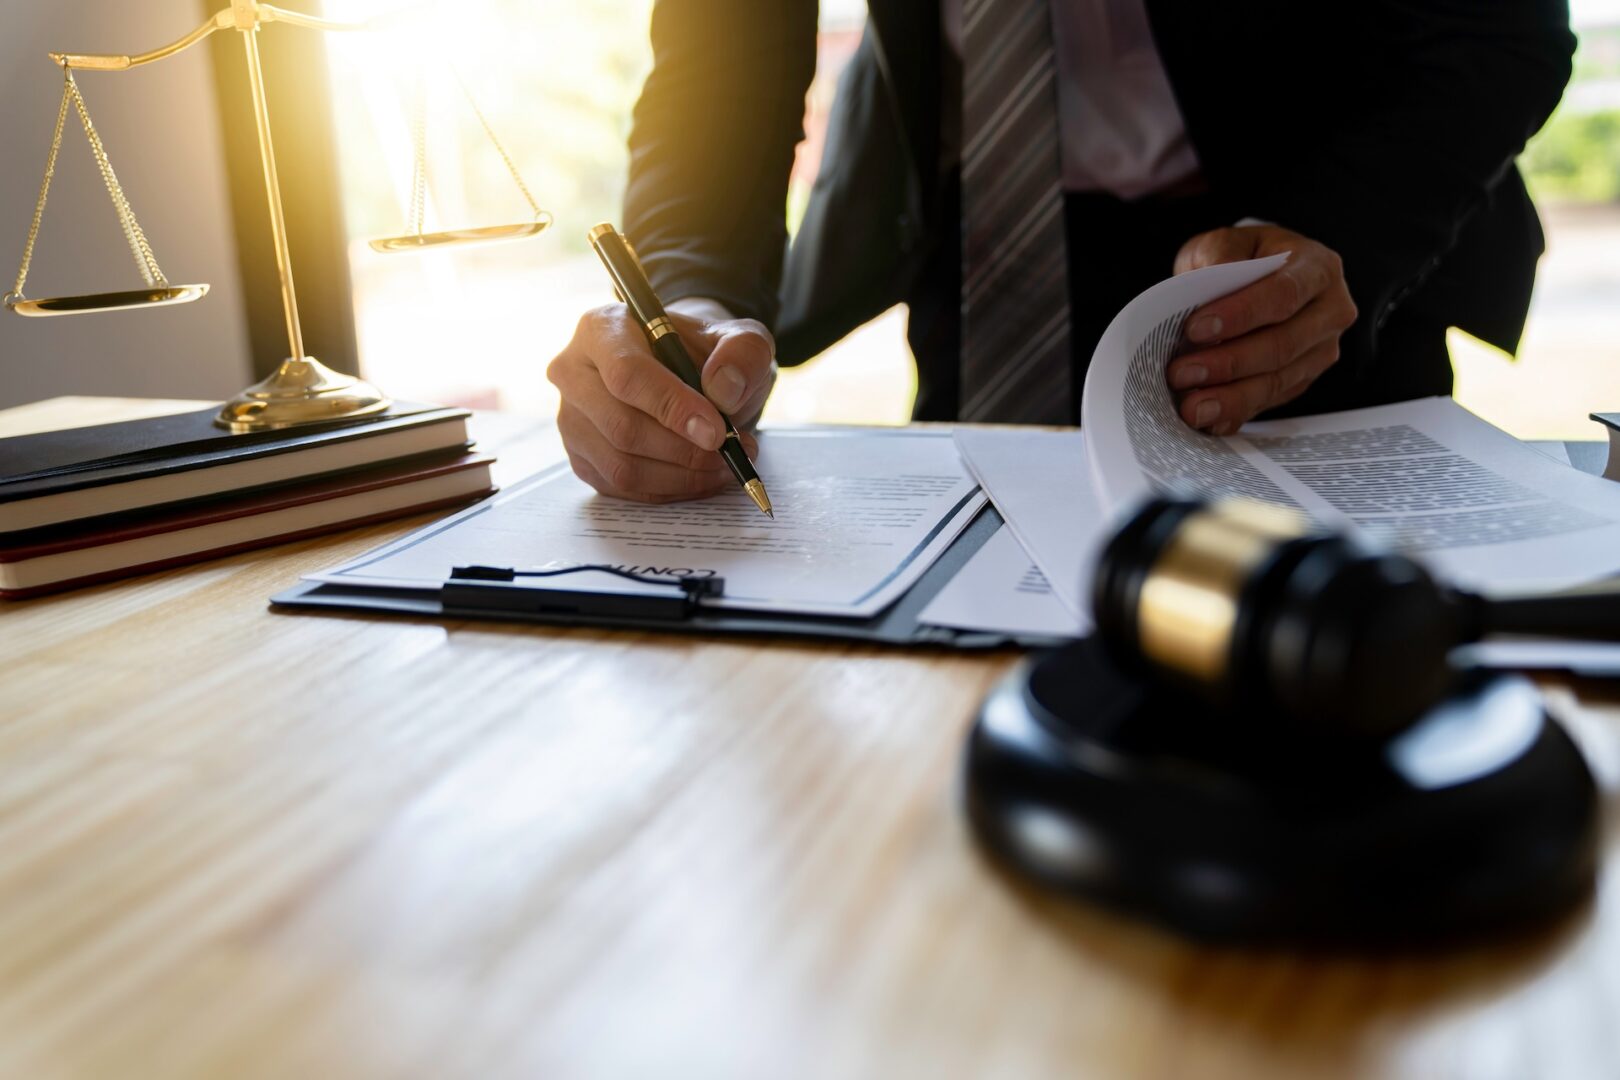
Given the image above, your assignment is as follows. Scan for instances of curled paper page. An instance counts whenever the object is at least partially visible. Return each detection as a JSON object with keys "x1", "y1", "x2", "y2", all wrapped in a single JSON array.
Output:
[
  {"x1": 1079, "y1": 254, "x2": 1620, "y2": 592},
  {"x1": 1081, "y1": 253, "x2": 1292, "y2": 511}
]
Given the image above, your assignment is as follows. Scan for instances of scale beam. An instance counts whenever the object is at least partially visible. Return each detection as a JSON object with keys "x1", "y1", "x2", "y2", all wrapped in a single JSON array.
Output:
[{"x1": 47, "y1": 4, "x2": 390, "y2": 72}]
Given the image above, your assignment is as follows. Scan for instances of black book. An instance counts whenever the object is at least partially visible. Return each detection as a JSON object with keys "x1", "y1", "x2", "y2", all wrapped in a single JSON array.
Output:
[
  {"x1": 1591, "y1": 413, "x2": 1620, "y2": 482},
  {"x1": 0, "y1": 402, "x2": 472, "y2": 534}
]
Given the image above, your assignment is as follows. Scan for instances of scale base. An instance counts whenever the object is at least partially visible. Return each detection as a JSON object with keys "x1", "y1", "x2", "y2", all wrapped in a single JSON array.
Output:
[
  {"x1": 215, "y1": 355, "x2": 391, "y2": 433},
  {"x1": 965, "y1": 638, "x2": 1600, "y2": 946}
]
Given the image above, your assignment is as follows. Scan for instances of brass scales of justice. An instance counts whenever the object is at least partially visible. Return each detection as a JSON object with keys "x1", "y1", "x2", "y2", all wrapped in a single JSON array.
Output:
[{"x1": 5, "y1": 0, "x2": 551, "y2": 432}]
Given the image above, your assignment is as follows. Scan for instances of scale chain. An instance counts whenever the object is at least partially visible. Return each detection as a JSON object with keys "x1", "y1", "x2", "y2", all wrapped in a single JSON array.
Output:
[
  {"x1": 400, "y1": 69, "x2": 541, "y2": 237},
  {"x1": 7, "y1": 73, "x2": 74, "y2": 303},
  {"x1": 410, "y1": 76, "x2": 428, "y2": 238},
  {"x1": 455, "y1": 70, "x2": 541, "y2": 218},
  {"x1": 64, "y1": 69, "x2": 168, "y2": 289}
]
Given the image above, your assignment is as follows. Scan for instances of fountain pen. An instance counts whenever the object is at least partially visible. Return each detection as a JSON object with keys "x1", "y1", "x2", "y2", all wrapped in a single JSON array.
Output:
[{"x1": 587, "y1": 223, "x2": 773, "y2": 518}]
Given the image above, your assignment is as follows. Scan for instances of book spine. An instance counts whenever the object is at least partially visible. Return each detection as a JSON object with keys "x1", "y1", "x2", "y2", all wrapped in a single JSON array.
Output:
[{"x1": 0, "y1": 488, "x2": 492, "y2": 600}]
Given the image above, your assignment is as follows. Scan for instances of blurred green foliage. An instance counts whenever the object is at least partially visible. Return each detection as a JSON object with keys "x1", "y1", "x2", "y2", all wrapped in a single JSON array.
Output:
[
  {"x1": 1523, "y1": 109, "x2": 1620, "y2": 203},
  {"x1": 1521, "y1": 25, "x2": 1620, "y2": 204}
]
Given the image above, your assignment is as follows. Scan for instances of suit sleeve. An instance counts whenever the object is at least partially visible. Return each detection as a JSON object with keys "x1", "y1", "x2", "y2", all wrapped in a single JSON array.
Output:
[
  {"x1": 1252, "y1": 0, "x2": 1573, "y2": 360},
  {"x1": 622, "y1": 0, "x2": 820, "y2": 329}
]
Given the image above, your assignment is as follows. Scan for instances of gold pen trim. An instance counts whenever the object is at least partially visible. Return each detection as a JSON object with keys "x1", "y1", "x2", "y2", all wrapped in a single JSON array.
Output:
[
  {"x1": 744, "y1": 479, "x2": 773, "y2": 518},
  {"x1": 647, "y1": 315, "x2": 677, "y2": 341}
]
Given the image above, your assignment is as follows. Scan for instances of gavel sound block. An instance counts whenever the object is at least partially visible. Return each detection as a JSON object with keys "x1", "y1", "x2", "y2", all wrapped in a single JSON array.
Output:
[{"x1": 965, "y1": 498, "x2": 1603, "y2": 945}]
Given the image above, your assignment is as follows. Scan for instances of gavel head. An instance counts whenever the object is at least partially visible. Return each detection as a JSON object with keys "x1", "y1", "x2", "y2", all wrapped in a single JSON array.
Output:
[{"x1": 1091, "y1": 497, "x2": 1468, "y2": 738}]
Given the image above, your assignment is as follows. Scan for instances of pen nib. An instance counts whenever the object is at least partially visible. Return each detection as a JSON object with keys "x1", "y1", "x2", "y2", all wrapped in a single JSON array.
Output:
[{"x1": 744, "y1": 479, "x2": 773, "y2": 518}]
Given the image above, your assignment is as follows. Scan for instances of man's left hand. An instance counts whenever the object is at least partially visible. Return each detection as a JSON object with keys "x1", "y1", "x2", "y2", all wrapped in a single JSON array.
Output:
[{"x1": 1166, "y1": 225, "x2": 1358, "y2": 436}]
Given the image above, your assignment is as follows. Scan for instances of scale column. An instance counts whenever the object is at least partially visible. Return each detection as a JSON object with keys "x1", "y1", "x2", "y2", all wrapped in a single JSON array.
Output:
[
  {"x1": 213, "y1": 14, "x2": 389, "y2": 432},
  {"x1": 240, "y1": 22, "x2": 303, "y2": 363}
]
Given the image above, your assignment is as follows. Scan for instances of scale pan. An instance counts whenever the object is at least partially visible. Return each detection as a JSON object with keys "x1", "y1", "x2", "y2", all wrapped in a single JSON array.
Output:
[
  {"x1": 7, "y1": 284, "x2": 210, "y2": 318},
  {"x1": 368, "y1": 218, "x2": 550, "y2": 254}
]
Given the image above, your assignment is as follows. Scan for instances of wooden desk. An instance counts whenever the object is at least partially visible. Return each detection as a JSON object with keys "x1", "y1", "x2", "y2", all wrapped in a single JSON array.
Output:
[{"x1": 3, "y1": 398, "x2": 1618, "y2": 1080}]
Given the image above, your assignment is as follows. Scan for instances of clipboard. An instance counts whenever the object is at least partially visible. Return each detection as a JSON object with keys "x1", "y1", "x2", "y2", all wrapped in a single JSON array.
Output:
[{"x1": 271, "y1": 503, "x2": 1067, "y2": 649}]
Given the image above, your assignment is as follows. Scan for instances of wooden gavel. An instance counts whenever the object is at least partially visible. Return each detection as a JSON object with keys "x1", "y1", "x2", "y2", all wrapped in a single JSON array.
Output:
[{"x1": 1091, "y1": 497, "x2": 1620, "y2": 738}]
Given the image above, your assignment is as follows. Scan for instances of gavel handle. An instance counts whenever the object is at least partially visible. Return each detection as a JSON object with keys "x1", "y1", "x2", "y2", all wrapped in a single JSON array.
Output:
[{"x1": 1471, "y1": 587, "x2": 1620, "y2": 642}]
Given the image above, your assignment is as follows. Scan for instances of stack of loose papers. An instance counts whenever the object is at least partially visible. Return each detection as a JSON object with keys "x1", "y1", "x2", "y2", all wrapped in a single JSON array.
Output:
[
  {"x1": 916, "y1": 430, "x2": 1098, "y2": 638},
  {"x1": 920, "y1": 255, "x2": 1620, "y2": 654},
  {"x1": 307, "y1": 428, "x2": 986, "y2": 619}
]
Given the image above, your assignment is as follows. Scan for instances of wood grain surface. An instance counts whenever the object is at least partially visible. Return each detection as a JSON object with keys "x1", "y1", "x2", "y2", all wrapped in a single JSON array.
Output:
[{"x1": 2, "y1": 399, "x2": 1619, "y2": 1080}]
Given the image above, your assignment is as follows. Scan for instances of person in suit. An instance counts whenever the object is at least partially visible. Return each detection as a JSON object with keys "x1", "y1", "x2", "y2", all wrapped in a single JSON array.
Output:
[{"x1": 546, "y1": 0, "x2": 1573, "y2": 502}]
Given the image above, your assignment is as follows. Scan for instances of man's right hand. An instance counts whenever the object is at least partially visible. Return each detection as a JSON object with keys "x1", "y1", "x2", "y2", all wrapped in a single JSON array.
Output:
[{"x1": 546, "y1": 298, "x2": 777, "y2": 502}]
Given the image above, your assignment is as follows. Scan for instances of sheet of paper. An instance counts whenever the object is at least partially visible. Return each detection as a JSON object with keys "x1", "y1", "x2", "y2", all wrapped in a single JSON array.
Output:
[
  {"x1": 1456, "y1": 638, "x2": 1620, "y2": 674},
  {"x1": 953, "y1": 428, "x2": 1106, "y2": 625},
  {"x1": 1077, "y1": 255, "x2": 1620, "y2": 592},
  {"x1": 1080, "y1": 253, "x2": 1290, "y2": 511},
  {"x1": 918, "y1": 524, "x2": 1084, "y2": 638},
  {"x1": 1235, "y1": 399, "x2": 1620, "y2": 591},
  {"x1": 1527, "y1": 440, "x2": 1573, "y2": 467},
  {"x1": 307, "y1": 428, "x2": 986, "y2": 618}
]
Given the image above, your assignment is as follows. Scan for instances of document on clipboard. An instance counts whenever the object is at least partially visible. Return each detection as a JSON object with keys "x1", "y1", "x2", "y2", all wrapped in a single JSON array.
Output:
[{"x1": 302, "y1": 428, "x2": 986, "y2": 619}]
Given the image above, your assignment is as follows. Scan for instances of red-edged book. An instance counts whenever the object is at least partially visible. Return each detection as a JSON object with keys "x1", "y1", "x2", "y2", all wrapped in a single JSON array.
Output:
[
  {"x1": 0, "y1": 452, "x2": 494, "y2": 599},
  {"x1": 0, "y1": 402, "x2": 472, "y2": 535}
]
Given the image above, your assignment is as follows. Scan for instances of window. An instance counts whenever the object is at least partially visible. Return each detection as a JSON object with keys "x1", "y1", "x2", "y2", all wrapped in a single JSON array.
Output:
[
  {"x1": 325, "y1": 2, "x2": 1619, "y2": 441},
  {"x1": 322, "y1": 0, "x2": 910, "y2": 424}
]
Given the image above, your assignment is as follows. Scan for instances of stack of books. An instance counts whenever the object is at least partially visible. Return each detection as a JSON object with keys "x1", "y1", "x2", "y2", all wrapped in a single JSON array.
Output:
[{"x1": 0, "y1": 402, "x2": 494, "y2": 598}]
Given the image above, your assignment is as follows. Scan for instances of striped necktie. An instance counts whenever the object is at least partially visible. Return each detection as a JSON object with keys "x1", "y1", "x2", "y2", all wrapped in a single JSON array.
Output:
[{"x1": 959, "y1": 0, "x2": 1073, "y2": 424}]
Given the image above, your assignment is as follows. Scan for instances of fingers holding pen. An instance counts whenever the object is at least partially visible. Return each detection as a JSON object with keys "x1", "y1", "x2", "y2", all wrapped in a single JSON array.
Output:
[
  {"x1": 561, "y1": 305, "x2": 727, "y2": 450},
  {"x1": 549, "y1": 356, "x2": 723, "y2": 471},
  {"x1": 557, "y1": 403, "x2": 731, "y2": 501},
  {"x1": 685, "y1": 316, "x2": 777, "y2": 424},
  {"x1": 547, "y1": 304, "x2": 766, "y2": 501}
]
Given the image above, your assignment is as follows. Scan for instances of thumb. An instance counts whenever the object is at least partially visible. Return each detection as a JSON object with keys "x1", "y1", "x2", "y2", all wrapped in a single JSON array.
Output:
[
  {"x1": 668, "y1": 310, "x2": 723, "y2": 358},
  {"x1": 701, "y1": 323, "x2": 775, "y2": 416},
  {"x1": 1175, "y1": 227, "x2": 1261, "y2": 274}
]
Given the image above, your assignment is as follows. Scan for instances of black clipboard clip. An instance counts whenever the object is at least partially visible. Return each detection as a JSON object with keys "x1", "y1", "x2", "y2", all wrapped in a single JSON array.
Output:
[{"x1": 441, "y1": 564, "x2": 725, "y2": 621}]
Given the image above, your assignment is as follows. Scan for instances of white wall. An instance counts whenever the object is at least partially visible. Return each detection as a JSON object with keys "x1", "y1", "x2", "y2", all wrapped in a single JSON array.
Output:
[{"x1": 0, "y1": 2, "x2": 253, "y2": 408}]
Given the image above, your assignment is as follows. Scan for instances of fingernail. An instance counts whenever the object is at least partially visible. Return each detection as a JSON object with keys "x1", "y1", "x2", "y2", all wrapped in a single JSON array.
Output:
[
  {"x1": 1171, "y1": 363, "x2": 1208, "y2": 390},
  {"x1": 1188, "y1": 316, "x2": 1223, "y2": 343},
  {"x1": 685, "y1": 416, "x2": 716, "y2": 449},
  {"x1": 712, "y1": 365, "x2": 746, "y2": 411},
  {"x1": 1194, "y1": 400, "x2": 1222, "y2": 427}
]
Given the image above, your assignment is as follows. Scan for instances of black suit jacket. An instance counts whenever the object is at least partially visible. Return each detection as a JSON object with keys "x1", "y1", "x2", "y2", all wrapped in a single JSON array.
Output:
[{"x1": 624, "y1": 1, "x2": 1573, "y2": 418}]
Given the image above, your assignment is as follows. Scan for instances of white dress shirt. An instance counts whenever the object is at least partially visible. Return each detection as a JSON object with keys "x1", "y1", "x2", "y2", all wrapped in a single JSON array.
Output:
[{"x1": 943, "y1": 0, "x2": 1202, "y2": 199}]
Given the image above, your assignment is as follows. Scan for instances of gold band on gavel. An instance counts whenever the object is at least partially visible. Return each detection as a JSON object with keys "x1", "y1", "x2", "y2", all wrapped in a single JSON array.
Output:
[{"x1": 1135, "y1": 500, "x2": 1308, "y2": 685}]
